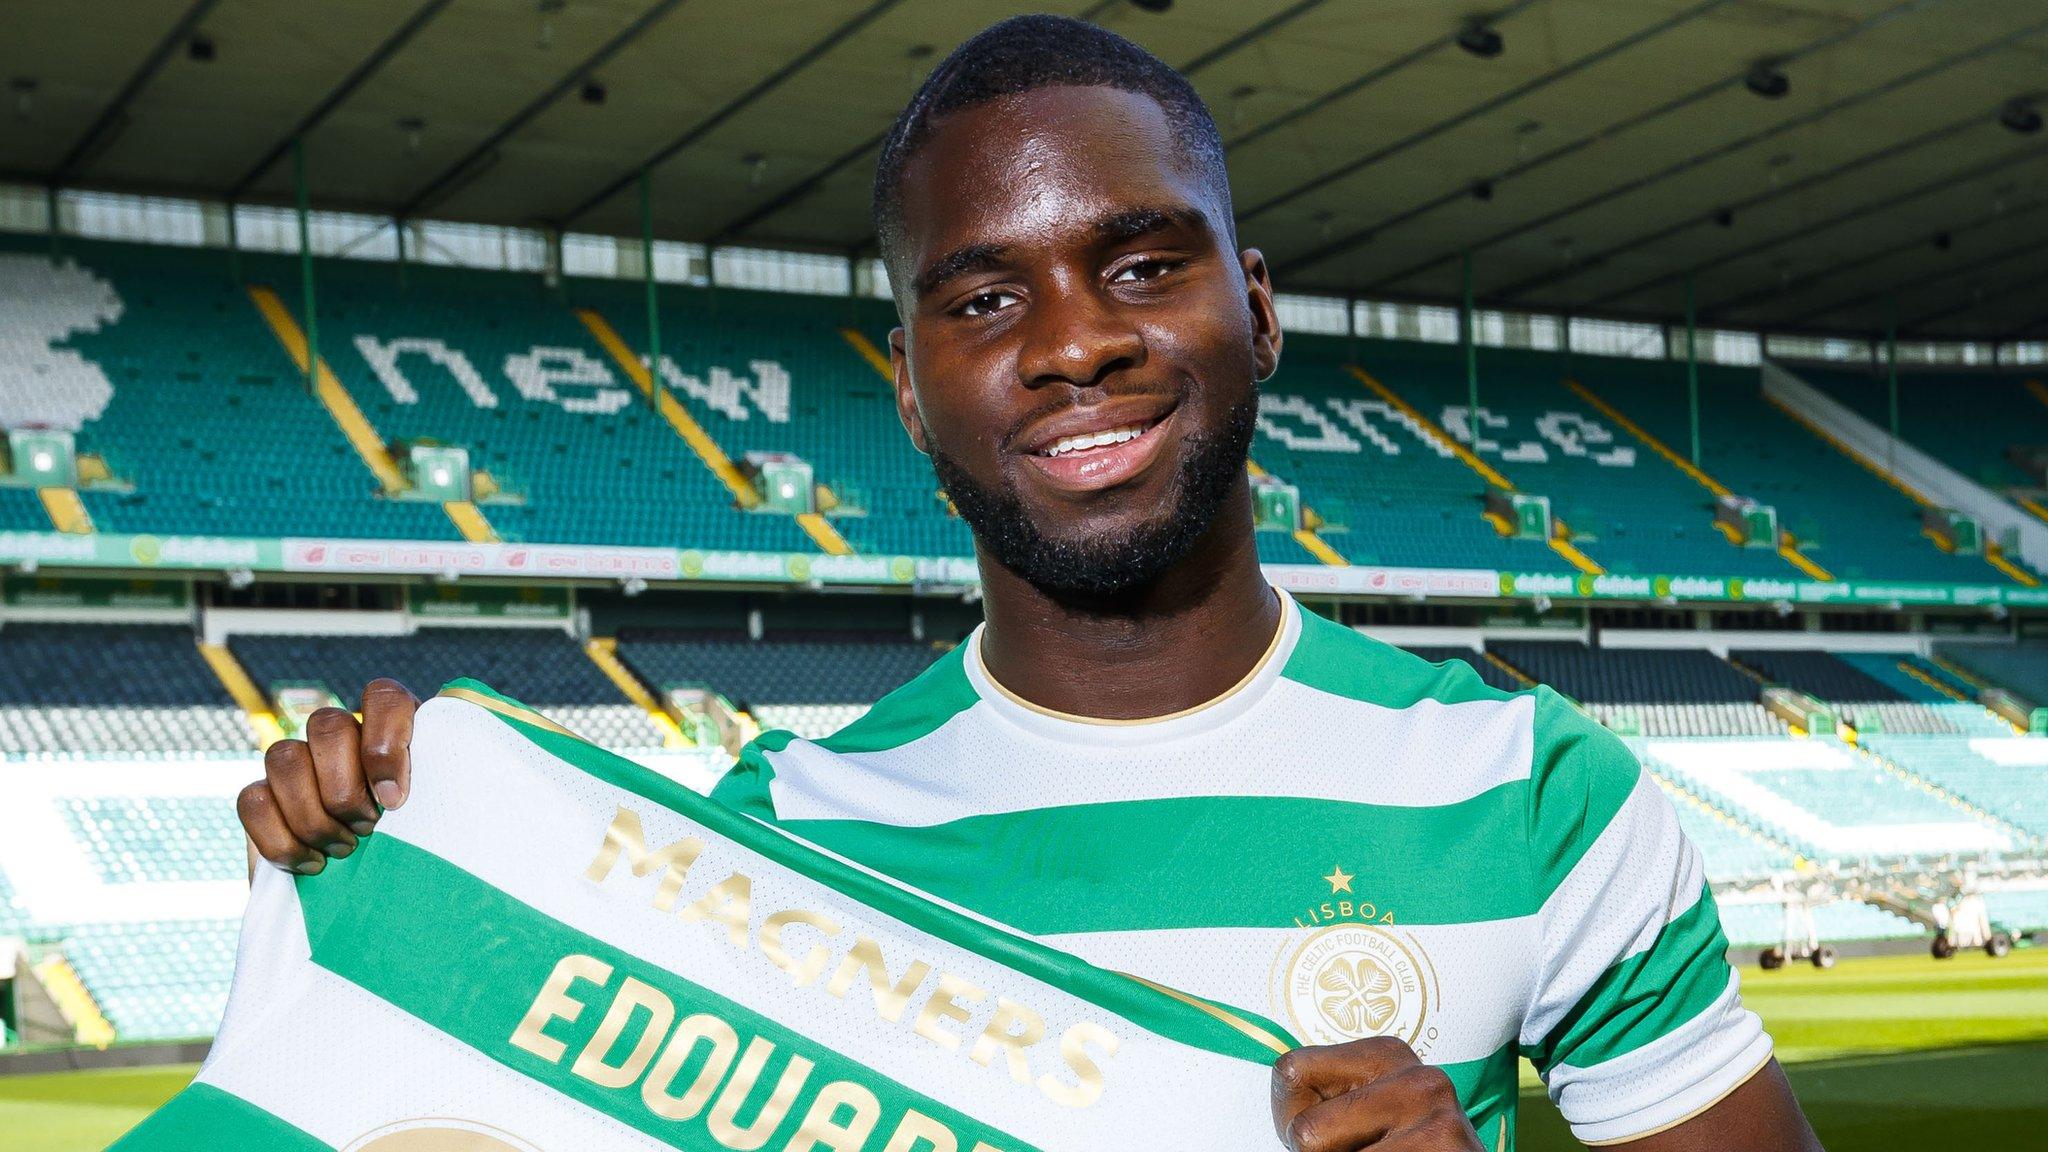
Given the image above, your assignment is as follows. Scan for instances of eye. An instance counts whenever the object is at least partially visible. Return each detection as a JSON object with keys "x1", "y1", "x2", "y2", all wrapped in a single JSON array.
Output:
[
  {"x1": 1111, "y1": 257, "x2": 1180, "y2": 284},
  {"x1": 958, "y1": 289, "x2": 1019, "y2": 317}
]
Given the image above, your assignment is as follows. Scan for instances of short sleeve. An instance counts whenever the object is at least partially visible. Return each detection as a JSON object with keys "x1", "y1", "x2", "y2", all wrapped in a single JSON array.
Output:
[{"x1": 1518, "y1": 688, "x2": 1773, "y2": 1145}]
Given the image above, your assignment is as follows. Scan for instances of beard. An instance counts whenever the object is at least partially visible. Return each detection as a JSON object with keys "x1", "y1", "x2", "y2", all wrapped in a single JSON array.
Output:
[{"x1": 928, "y1": 393, "x2": 1258, "y2": 600}]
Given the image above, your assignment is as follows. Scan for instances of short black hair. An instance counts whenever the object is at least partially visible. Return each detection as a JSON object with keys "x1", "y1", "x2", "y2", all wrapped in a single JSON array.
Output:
[{"x1": 871, "y1": 13, "x2": 1232, "y2": 292}]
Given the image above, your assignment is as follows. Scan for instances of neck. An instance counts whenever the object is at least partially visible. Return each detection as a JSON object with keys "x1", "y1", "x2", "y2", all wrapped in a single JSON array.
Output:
[{"x1": 974, "y1": 485, "x2": 1281, "y2": 720}]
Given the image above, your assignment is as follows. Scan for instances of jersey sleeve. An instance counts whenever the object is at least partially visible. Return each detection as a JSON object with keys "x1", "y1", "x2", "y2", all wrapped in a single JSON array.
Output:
[
  {"x1": 1517, "y1": 687, "x2": 1773, "y2": 1145},
  {"x1": 706, "y1": 738, "x2": 781, "y2": 820}
]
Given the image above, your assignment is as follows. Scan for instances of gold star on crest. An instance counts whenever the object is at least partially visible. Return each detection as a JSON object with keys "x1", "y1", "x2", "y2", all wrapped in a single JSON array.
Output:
[{"x1": 1323, "y1": 865, "x2": 1354, "y2": 895}]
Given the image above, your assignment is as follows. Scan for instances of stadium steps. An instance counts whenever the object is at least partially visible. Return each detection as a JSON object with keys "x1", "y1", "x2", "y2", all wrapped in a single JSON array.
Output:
[
  {"x1": 575, "y1": 306, "x2": 852, "y2": 557},
  {"x1": 1565, "y1": 378, "x2": 1831, "y2": 580},
  {"x1": 582, "y1": 637, "x2": 686, "y2": 747},
  {"x1": 1344, "y1": 364, "x2": 1605, "y2": 575},
  {"x1": 1245, "y1": 460, "x2": 1348, "y2": 566},
  {"x1": 32, "y1": 955, "x2": 116, "y2": 1049},
  {"x1": 1760, "y1": 388, "x2": 2039, "y2": 589},
  {"x1": 1482, "y1": 650, "x2": 1536, "y2": 688},
  {"x1": 195, "y1": 642, "x2": 286, "y2": 749},
  {"x1": 36, "y1": 487, "x2": 94, "y2": 534},
  {"x1": 246, "y1": 285, "x2": 498, "y2": 543}
]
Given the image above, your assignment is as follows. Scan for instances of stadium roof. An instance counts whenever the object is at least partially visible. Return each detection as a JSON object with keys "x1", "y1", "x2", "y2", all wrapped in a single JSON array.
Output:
[{"x1": 5, "y1": 0, "x2": 2046, "y2": 340}]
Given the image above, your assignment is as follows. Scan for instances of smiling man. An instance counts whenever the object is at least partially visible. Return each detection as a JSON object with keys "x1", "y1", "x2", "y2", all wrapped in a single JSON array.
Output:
[{"x1": 240, "y1": 14, "x2": 1821, "y2": 1151}]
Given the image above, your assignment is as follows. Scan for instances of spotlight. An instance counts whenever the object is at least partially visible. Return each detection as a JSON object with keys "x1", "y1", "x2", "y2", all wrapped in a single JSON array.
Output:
[
  {"x1": 187, "y1": 34, "x2": 216, "y2": 63},
  {"x1": 1457, "y1": 17, "x2": 1505, "y2": 59},
  {"x1": 1933, "y1": 231, "x2": 1952, "y2": 251},
  {"x1": 579, "y1": 79, "x2": 607, "y2": 105},
  {"x1": 2000, "y1": 98, "x2": 2042, "y2": 135},
  {"x1": 1744, "y1": 61, "x2": 1789, "y2": 99},
  {"x1": 1130, "y1": 0, "x2": 1174, "y2": 11},
  {"x1": 1713, "y1": 207, "x2": 1736, "y2": 228}
]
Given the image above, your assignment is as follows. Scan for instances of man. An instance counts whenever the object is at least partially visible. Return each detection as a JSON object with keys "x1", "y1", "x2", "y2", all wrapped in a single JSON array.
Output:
[{"x1": 240, "y1": 15, "x2": 1821, "y2": 1150}]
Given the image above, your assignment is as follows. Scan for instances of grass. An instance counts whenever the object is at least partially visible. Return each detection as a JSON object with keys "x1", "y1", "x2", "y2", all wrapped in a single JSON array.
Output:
[{"x1": 3, "y1": 949, "x2": 2045, "y2": 1150}]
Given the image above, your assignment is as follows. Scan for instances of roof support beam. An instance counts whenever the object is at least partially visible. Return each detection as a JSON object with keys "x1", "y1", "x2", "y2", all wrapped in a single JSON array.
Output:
[
  {"x1": 225, "y1": 0, "x2": 452, "y2": 201},
  {"x1": 556, "y1": 0, "x2": 905, "y2": 228},
  {"x1": 399, "y1": 0, "x2": 687, "y2": 218},
  {"x1": 1361, "y1": 12, "x2": 2048, "y2": 296},
  {"x1": 1793, "y1": 230, "x2": 2048, "y2": 328},
  {"x1": 52, "y1": 0, "x2": 221, "y2": 182},
  {"x1": 1271, "y1": 0, "x2": 1937, "y2": 278},
  {"x1": 1239, "y1": 0, "x2": 1733, "y2": 225}
]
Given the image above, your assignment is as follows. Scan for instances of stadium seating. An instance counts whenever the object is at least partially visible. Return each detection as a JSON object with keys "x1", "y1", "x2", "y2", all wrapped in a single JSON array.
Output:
[
  {"x1": 1800, "y1": 367, "x2": 2048, "y2": 497},
  {"x1": 1713, "y1": 899, "x2": 1922, "y2": 949},
  {"x1": 0, "y1": 623, "x2": 255, "y2": 754},
  {"x1": 1936, "y1": 644, "x2": 2048, "y2": 707},
  {"x1": 1365, "y1": 341, "x2": 1799, "y2": 578},
  {"x1": 566, "y1": 278, "x2": 972, "y2": 558},
  {"x1": 1400, "y1": 645, "x2": 1527, "y2": 693},
  {"x1": 1487, "y1": 640, "x2": 1787, "y2": 736},
  {"x1": 1639, "y1": 737, "x2": 2011, "y2": 861},
  {"x1": 0, "y1": 486, "x2": 49, "y2": 533},
  {"x1": 1657, "y1": 779, "x2": 1795, "y2": 880},
  {"x1": 1572, "y1": 358, "x2": 2007, "y2": 584},
  {"x1": 0, "y1": 237, "x2": 459, "y2": 541},
  {"x1": 59, "y1": 796, "x2": 244, "y2": 885},
  {"x1": 1983, "y1": 887, "x2": 2048, "y2": 931},
  {"x1": 615, "y1": 630, "x2": 945, "y2": 733},
  {"x1": 228, "y1": 626, "x2": 665, "y2": 749},
  {"x1": 1729, "y1": 648, "x2": 2008, "y2": 735},
  {"x1": 1861, "y1": 734, "x2": 2048, "y2": 840},
  {"x1": 60, "y1": 919, "x2": 237, "y2": 1041}
]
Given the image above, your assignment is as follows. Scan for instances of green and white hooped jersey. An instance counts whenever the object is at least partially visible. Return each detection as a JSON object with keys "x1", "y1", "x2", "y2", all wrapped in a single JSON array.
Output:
[
  {"x1": 714, "y1": 591, "x2": 1773, "y2": 1149},
  {"x1": 116, "y1": 682, "x2": 1294, "y2": 1151}
]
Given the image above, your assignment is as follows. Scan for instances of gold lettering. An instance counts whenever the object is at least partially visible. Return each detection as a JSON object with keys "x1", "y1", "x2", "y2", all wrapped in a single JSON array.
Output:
[
  {"x1": 825, "y1": 937, "x2": 931, "y2": 1023},
  {"x1": 509, "y1": 953, "x2": 612, "y2": 1064},
  {"x1": 967, "y1": 997, "x2": 1045, "y2": 1085},
  {"x1": 571, "y1": 975, "x2": 675, "y2": 1089},
  {"x1": 761, "y1": 909, "x2": 842, "y2": 986},
  {"x1": 678, "y1": 872, "x2": 754, "y2": 948},
  {"x1": 879, "y1": 1110, "x2": 959, "y2": 1152},
  {"x1": 706, "y1": 1038, "x2": 815, "y2": 1149},
  {"x1": 783, "y1": 1080, "x2": 881, "y2": 1152},
  {"x1": 913, "y1": 973, "x2": 987, "y2": 1053},
  {"x1": 585, "y1": 806, "x2": 706, "y2": 911},
  {"x1": 1036, "y1": 1021, "x2": 1119, "y2": 1108},
  {"x1": 643, "y1": 1013, "x2": 741, "y2": 1121}
]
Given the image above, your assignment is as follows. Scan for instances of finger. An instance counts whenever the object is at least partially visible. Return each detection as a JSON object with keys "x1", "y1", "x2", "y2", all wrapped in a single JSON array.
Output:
[
  {"x1": 304, "y1": 707, "x2": 377, "y2": 836},
  {"x1": 265, "y1": 739, "x2": 356, "y2": 859},
  {"x1": 359, "y1": 678, "x2": 417, "y2": 811},
  {"x1": 1273, "y1": 1038, "x2": 1421, "y2": 1136},
  {"x1": 237, "y1": 782, "x2": 323, "y2": 874},
  {"x1": 1283, "y1": 1067, "x2": 1457, "y2": 1152}
]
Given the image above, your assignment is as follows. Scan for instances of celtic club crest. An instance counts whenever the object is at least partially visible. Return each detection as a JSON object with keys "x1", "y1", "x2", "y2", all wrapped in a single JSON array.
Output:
[{"x1": 1274, "y1": 924, "x2": 1435, "y2": 1047}]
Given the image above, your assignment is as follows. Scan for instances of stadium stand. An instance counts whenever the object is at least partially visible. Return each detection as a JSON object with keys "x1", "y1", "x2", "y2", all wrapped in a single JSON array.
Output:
[
  {"x1": 0, "y1": 238, "x2": 459, "y2": 542},
  {"x1": 1571, "y1": 358, "x2": 2013, "y2": 584},
  {"x1": 227, "y1": 626, "x2": 665, "y2": 749},
  {"x1": 1658, "y1": 779, "x2": 1796, "y2": 881},
  {"x1": 1935, "y1": 643, "x2": 2048, "y2": 707},
  {"x1": 0, "y1": 623, "x2": 255, "y2": 754},
  {"x1": 1799, "y1": 367, "x2": 2048, "y2": 499},
  {"x1": 1399, "y1": 644, "x2": 1527, "y2": 693},
  {"x1": 615, "y1": 629, "x2": 946, "y2": 738},
  {"x1": 1728, "y1": 648, "x2": 2008, "y2": 735},
  {"x1": 59, "y1": 797, "x2": 244, "y2": 886},
  {"x1": 1860, "y1": 734, "x2": 2048, "y2": 841},
  {"x1": 1488, "y1": 640, "x2": 1786, "y2": 736},
  {"x1": 59, "y1": 920, "x2": 237, "y2": 1042},
  {"x1": 1366, "y1": 341, "x2": 1800, "y2": 578}
]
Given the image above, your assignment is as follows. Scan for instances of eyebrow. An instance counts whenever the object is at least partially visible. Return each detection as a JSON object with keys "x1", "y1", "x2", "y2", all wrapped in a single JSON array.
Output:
[{"x1": 912, "y1": 204, "x2": 1213, "y2": 299}]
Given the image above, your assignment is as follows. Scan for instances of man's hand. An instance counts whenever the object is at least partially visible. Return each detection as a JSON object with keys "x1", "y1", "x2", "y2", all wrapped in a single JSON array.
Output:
[
  {"x1": 1271, "y1": 1037, "x2": 1484, "y2": 1151},
  {"x1": 237, "y1": 678, "x2": 417, "y2": 874}
]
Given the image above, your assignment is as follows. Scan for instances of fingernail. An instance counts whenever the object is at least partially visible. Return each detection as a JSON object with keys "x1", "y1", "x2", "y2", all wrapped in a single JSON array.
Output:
[
  {"x1": 293, "y1": 859, "x2": 324, "y2": 875},
  {"x1": 324, "y1": 841, "x2": 353, "y2": 859},
  {"x1": 374, "y1": 782, "x2": 404, "y2": 809},
  {"x1": 349, "y1": 821, "x2": 376, "y2": 837}
]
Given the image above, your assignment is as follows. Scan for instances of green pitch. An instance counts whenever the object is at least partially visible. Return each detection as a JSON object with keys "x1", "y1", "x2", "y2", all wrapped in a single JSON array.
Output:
[{"x1": 3, "y1": 949, "x2": 2045, "y2": 1151}]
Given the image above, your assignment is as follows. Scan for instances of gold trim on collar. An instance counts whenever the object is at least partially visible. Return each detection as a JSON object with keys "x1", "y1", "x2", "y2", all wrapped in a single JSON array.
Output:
[
  {"x1": 1119, "y1": 971, "x2": 1293, "y2": 1058},
  {"x1": 437, "y1": 686, "x2": 583, "y2": 741},
  {"x1": 973, "y1": 594, "x2": 1290, "y2": 727}
]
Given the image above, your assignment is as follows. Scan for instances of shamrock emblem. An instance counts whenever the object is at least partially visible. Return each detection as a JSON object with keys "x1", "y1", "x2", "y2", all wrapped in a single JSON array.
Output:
[{"x1": 1316, "y1": 954, "x2": 1398, "y2": 1036}]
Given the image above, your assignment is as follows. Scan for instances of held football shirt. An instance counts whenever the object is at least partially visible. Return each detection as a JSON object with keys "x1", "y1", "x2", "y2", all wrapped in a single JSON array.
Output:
[{"x1": 713, "y1": 590, "x2": 1773, "y2": 1149}]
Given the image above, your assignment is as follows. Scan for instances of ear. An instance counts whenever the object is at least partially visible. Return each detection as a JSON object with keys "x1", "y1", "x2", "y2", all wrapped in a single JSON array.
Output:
[
  {"x1": 1240, "y1": 248, "x2": 1283, "y2": 382},
  {"x1": 890, "y1": 326, "x2": 932, "y2": 456}
]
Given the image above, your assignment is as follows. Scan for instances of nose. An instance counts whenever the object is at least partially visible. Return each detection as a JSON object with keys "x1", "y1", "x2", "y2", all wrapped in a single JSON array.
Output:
[{"x1": 1014, "y1": 279, "x2": 1145, "y2": 391}]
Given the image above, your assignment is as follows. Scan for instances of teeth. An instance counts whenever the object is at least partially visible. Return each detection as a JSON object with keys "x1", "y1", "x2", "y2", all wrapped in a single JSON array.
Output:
[{"x1": 1043, "y1": 423, "x2": 1147, "y2": 457}]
